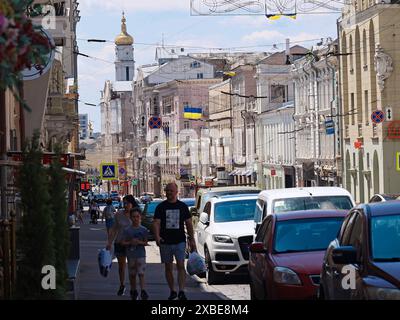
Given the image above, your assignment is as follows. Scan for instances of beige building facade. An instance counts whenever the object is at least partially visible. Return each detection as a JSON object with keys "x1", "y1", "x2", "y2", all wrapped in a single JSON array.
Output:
[{"x1": 339, "y1": 1, "x2": 400, "y2": 203}]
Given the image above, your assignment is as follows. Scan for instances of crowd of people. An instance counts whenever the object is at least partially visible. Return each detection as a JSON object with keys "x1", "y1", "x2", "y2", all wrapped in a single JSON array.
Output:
[{"x1": 80, "y1": 184, "x2": 197, "y2": 301}]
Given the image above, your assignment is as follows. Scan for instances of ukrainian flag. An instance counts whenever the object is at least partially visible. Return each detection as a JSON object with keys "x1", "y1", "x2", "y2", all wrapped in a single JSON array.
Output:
[
  {"x1": 184, "y1": 107, "x2": 202, "y2": 120},
  {"x1": 266, "y1": 13, "x2": 296, "y2": 20}
]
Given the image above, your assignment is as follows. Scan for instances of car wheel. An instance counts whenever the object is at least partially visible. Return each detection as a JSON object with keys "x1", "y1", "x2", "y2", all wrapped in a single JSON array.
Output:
[{"x1": 205, "y1": 247, "x2": 220, "y2": 285}]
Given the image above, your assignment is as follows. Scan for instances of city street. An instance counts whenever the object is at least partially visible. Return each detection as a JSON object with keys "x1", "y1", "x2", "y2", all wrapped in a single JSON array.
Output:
[
  {"x1": 77, "y1": 210, "x2": 223, "y2": 300},
  {"x1": 1, "y1": 0, "x2": 400, "y2": 302}
]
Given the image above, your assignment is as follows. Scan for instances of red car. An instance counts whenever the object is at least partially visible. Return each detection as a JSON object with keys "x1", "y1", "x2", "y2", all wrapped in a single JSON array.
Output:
[{"x1": 248, "y1": 210, "x2": 347, "y2": 300}]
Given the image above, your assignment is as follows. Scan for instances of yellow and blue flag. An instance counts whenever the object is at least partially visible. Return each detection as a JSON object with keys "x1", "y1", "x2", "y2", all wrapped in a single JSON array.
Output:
[{"x1": 184, "y1": 107, "x2": 202, "y2": 120}]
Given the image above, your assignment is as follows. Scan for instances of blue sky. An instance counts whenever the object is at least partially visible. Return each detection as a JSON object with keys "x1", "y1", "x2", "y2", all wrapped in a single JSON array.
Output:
[{"x1": 77, "y1": 0, "x2": 341, "y2": 132}]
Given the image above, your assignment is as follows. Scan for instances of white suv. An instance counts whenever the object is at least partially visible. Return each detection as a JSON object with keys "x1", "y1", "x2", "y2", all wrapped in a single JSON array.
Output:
[{"x1": 195, "y1": 195, "x2": 258, "y2": 284}]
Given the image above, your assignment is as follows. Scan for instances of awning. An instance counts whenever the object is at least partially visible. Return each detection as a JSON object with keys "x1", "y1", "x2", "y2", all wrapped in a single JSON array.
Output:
[
  {"x1": 62, "y1": 167, "x2": 86, "y2": 176},
  {"x1": 245, "y1": 169, "x2": 254, "y2": 176},
  {"x1": 229, "y1": 169, "x2": 238, "y2": 176}
]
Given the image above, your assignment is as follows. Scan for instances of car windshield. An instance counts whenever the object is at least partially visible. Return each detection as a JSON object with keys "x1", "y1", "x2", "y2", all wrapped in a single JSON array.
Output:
[
  {"x1": 201, "y1": 190, "x2": 260, "y2": 211},
  {"x1": 214, "y1": 199, "x2": 257, "y2": 223},
  {"x1": 274, "y1": 217, "x2": 344, "y2": 254},
  {"x1": 371, "y1": 214, "x2": 400, "y2": 261},
  {"x1": 273, "y1": 196, "x2": 353, "y2": 213},
  {"x1": 145, "y1": 201, "x2": 162, "y2": 216}
]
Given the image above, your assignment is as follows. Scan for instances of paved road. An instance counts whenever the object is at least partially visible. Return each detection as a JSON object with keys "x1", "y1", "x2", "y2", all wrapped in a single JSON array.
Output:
[{"x1": 76, "y1": 213, "x2": 223, "y2": 300}]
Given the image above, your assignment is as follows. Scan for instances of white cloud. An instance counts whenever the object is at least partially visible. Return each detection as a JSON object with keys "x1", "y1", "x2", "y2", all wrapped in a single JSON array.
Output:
[
  {"x1": 79, "y1": 0, "x2": 188, "y2": 13},
  {"x1": 242, "y1": 30, "x2": 285, "y2": 43},
  {"x1": 242, "y1": 30, "x2": 321, "y2": 48}
]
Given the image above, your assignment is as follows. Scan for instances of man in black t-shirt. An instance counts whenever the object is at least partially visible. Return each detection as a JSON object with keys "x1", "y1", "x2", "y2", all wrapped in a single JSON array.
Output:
[{"x1": 153, "y1": 182, "x2": 197, "y2": 300}]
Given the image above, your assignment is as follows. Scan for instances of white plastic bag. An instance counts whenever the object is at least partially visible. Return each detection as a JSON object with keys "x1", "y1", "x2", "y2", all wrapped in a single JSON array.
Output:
[
  {"x1": 98, "y1": 248, "x2": 112, "y2": 277},
  {"x1": 186, "y1": 251, "x2": 206, "y2": 276}
]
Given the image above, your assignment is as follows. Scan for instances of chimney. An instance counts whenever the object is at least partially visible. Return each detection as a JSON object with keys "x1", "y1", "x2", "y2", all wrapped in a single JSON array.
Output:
[{"x1": 285, "y1": 38, "x2": 291, "y2": 65}]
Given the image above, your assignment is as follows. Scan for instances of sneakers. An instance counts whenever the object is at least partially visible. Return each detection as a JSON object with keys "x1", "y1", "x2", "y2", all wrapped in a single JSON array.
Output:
[
  {"x1": 130, "y1": 289, "x2": 138, "y2": 300},
  {"x1": 178, "y1": 291, "x2": 187, "y2": 301},
  {"x1": 140, "y1": 290, "x2": 149, "y2": 300},
  {"x1": 168, "y1": 290, "x2": 178, "y2": 300},
  {"x1": 117, "y1": 285, "x2": 126, "y2": 296}
]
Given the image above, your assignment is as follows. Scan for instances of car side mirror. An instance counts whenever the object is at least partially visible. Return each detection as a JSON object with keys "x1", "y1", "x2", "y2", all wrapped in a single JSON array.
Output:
[
  {"x1": 190, "y1": 207, "x2": 198, "y2": 217},
  {"x1": 249, "y1": 242, "x2": 267, "y2": 254},
  {"x1": 332, "y1": 246, "x2": 358, "y2": 265},
  {"x1": 199, "y1": 212, "x2": 209, "y2": 226}
]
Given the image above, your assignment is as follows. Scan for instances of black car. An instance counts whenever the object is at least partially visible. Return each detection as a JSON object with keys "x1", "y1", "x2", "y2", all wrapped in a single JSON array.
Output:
[
  {"x1": 142, "y1": 199, "x2": 163, "y2": 241},
  {"x1": 319, "y1": 201, "x2": 400, "y2": 300}
]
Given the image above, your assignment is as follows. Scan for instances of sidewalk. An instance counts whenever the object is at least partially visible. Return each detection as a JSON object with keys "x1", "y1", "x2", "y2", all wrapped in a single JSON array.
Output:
[{"x1": 77, "y1": 217, "x2": 223, "y2": 300}]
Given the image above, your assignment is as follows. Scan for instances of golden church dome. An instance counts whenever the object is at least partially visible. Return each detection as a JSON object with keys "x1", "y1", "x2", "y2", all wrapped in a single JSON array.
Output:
[{"x1": 115, "y1": 12, "x2": 134, "y2": 46}]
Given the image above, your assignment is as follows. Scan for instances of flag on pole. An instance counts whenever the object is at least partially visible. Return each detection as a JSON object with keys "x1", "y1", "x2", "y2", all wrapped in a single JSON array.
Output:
[{"x1": 184, "y1": 107, "x2": 202, "y2": 120}]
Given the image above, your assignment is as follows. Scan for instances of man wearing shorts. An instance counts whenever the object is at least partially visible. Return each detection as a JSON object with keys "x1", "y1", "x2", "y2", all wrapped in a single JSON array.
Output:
[{"x1": 153, "y1": 182, "x2": 197, "y2": 300}]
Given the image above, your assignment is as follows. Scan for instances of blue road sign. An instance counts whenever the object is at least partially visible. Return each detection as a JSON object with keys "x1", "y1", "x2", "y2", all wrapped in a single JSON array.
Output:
[
  {"x1": 100, "y1": 163, "x2": 117, "y2": 180},
  {"x1": 371, "y1": 110, "x2": 385, "y2": 124},
  {"x1": 148, "y1": 116, "x2": 162, "y2": 129},
  {"x1": 325, "y1": 119, "x2": 335, "y2": 135}
]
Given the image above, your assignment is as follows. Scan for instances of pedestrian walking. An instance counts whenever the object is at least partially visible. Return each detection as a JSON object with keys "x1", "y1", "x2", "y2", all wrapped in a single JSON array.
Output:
[
  {"x1": 103, "y1": 199, "x2": 116, "y2": 237},
  {"x1": 77, "y1": 200, "x2": 84, "y2": 224},
  {"x1": 121, "y1": 207, "x2": 149, "y2": 300},
  {"x1": 106, "y1": 194, "x2": 140, "y2": 296},
  {"x1": 153, "y1": 182, "x2": 197, "y2": 300},
  {"x1": 89, "y1": 200, "x2": 100, "y2": 224}
]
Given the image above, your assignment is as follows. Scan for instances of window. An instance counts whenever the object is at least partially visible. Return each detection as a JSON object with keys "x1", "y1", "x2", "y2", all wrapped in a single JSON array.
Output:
[
  {"x1": 162, "y1": 96, "x2": 173, "y2": 114},
  {"x1": 190, "y1": 61, "x2": 201, "y2": 68},
  {"x1": 273, "y1": 217, "x2": 345, "y2": 253},
  {"x1": 214, "y1": 199, "x2": 257, "y2": 222},
  {"x1": 197, "y1": 73, "x2": 203, "y2": 79},
  {"x1": 184, "y1": 121, "x2": 190, "y2": 129},
  {"x1": 340, "y1": 212, "x2": 357, "y2": 245},
  {"x1": 254, "y1": 199, "x2": 264, "y2": 223},
  {"x1": 126, "y1": 67, "x2": 129, "y2": 81},
  {"x1": 371, "y1": 214, "x2": 400, "y2": 260},
  {"x1": 204, "y1": 202, "x2": 211, "y2": 214},
  {"x1": 263, "y1": 219, "x2": 273, "y2": 249},
  {"x1": 272, "y1": 196, "x2": 353, "y2": 213},
  {"x1": 270, "y1": 85, "x2": 287, "y2": 103},
  {"x1": 364, "y1": 90, "x2": 369, "y2": 125}
]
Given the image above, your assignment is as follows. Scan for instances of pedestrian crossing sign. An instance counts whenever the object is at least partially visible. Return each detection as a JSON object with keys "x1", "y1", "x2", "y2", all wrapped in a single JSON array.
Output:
[{"x1": 100, "y1": 163, "x2": 118, "y2": 180}]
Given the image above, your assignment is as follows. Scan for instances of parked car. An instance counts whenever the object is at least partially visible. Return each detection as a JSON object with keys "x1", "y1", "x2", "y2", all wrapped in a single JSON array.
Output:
[
  {"x1": 319, "y1": 201, "x2": 400, "y2": 300},
  {"x1": 110, "y1": 191, "x2": 120, "y2": 202},
  {"x1": 195, "y1": 195, "x2": 258, "y2": 284},
  {"x1": 192, "y1": 186, "x2": 261, "y2": 217},
  {"x1": 141, "y1": 199, "x2": 163, "y2": 240},
  {"x1": 369, "y1": 193, "x2": 400, "y2": 203},
  {"x1": 112, "y1": 200, "x2": 122, "y2": 210},
  {"x1": 249, "y1": 210, "x2": 347, "y2": 300},
  {"x1": 254, "y1": 187, "x2": 355, "y2": 233},
  {"x1": 93, "y1": 193, "x2": 106, "y2": 204},
  {"x1": 181, "y1": 198, "x2": 195, "y2": 211}
]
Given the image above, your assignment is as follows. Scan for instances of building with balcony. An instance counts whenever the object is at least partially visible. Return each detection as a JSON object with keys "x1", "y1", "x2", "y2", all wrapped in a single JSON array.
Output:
[{"x1": 291, "y1": 42, "x2": 340, "y2": 188}]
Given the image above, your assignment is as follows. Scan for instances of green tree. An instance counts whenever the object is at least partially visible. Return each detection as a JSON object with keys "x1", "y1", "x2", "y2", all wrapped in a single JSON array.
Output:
[
  {"x1": 48, "y1": 145, "x2": 69, "y2": 299},
  {"x1": 16, "y1": 133, "x2": 56, "y2": 299}
]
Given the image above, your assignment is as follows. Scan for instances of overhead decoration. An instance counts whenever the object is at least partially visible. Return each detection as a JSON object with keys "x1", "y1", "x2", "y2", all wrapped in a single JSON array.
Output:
[{"x1": 190, "y1": 0, "x2": 345, "y2": 16}]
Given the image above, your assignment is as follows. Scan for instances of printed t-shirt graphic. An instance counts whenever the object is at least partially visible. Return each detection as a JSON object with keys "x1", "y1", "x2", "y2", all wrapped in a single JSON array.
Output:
[{"x1": 166, "y1": 209, "x2": 180, "y2": 229}]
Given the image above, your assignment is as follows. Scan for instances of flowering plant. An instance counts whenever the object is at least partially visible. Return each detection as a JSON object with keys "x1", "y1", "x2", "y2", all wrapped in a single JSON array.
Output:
[{"x1": 0, "y1": 0, "x2": 53, "y2": 94}]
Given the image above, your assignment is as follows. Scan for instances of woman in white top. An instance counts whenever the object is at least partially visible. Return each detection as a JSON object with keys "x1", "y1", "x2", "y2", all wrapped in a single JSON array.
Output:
[{"x1": 106, "y1": 194, "x2": 139, "y2": 296}]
